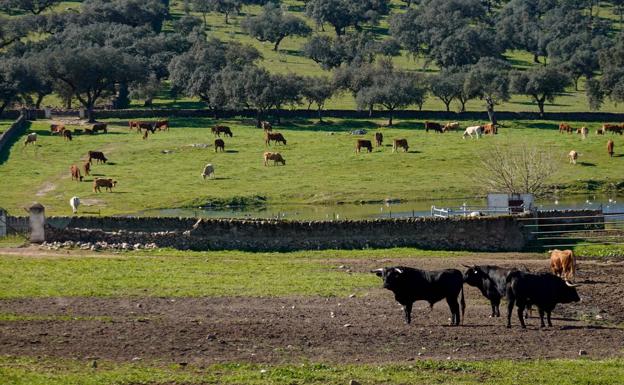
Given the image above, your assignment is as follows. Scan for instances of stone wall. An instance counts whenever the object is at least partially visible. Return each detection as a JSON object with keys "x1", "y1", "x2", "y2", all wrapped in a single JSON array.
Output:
[
  {"x1": 0, "y1": 115, "x2": 27, "y2": 154},
  {"x1": 27, "y1": 215, "x2": 535, "y2": 252}
]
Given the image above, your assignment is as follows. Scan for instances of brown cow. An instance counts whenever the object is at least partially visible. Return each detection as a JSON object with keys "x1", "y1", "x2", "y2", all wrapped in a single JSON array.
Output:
[
  {"x1": 596, "y1": 127, "x2": 605, "y2": 135},
  {"x1": 482, "y1": 123, "x2": 497, "y2": 135},
  {"x1": 559, "y1": 123, "x2": 572, "y2": 134},
  {"x1": 443, "y1": 122, "x2": 460, "y2": 132},
  {"x1": 263, "y1": 151, "x2": 285, "y2": 166},
  {"x1": 215, "y1": 138, "x2": 225, "y2": 152},
  {"x1": 93, "y1": 178, "x2": 117, "y2": 193},
  {"x1": 212, "y1": 125, "x2": 233, "y2": 137},
  {"x1": 261, "y1": 121, "x2": 272, "y2": 132},
  {"x1": 392, "y1": 138, "x2": 409, "y2": 152},
  {"x1": 83, "y1": 161, "x2": 91, "y2": 176},
  {"x1": 265, "y1": 132, "x2": 287, "y2": 146},
  {"x1": 375, "y1": 132, "x2": 383, "y2": 147},
  {"x1": 355, "y1": 139, "x2": 373, "y2": 153},
  {"x1": 129, "y1": 120, "x2": 139, "y2": 130},
  {"x1": 607, "y1": 139, "x2": 614, "y2": 157},
  {"x1": 603, "y1": 124, "x2": 624, "y2": 135},
  {"x1": 154, "y1": 120, "x2": 169, "y2": 131},
  {"x1": 63, "y1": 130, "x2": 73, "y2": 141},
  {"x1": 142, "y1": 130, "x2": 149, "y2": 140},
  {"x1": 70, "y1": 165, "x2": 83, "y2": 182},
  {"x1": 424, "y1": 121, "x2": 443, "y2": 133},
  {"x1": 88, "y1": 151, "x2": 107, "y2": 164},
  {"x1": 50, "y1": 123, "x2": 65, "y2": 135},
  {"x1": 549, "y1": 249, "x2": 576, "y2": 281},
  {"x1": 92, "y1": 123, "x2": 107, "y2": 133}
]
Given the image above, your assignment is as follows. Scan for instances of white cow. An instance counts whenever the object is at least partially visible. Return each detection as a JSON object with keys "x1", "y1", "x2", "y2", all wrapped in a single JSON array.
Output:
[
  {"x1": 24, "y1": 133, "x2": 37, "y2": 146},
  {"x1": 463, "y1": 126, "x2": 483, "y2": 139},
  {"x1": 202, "y1": 163, "x2": 215, "y2": 179},
  {"x1": 568, "y1": 150, "x2": 578, "y2": 164},
  {"x1": 69, "y1": 196, "x2": 80, "y2": 214}
]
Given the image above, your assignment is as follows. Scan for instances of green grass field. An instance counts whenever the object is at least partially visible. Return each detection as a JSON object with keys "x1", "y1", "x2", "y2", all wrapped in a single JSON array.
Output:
[
  {"x1": 0, "y1": 117, "x2": 622, "y2": 216},
  {"x1": 2, "y1": 356, "x2": 623, "y2": 385}
]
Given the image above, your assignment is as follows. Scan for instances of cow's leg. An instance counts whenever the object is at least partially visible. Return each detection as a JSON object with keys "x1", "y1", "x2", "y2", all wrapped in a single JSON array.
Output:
[
  {"x1": 538, "y1": 308, "x2": 546, "y2": 328},
  {"x1": 446, "y1": 297, "x2": 459, "y2": 326},
  {"x1": 546, "y1": 311, "x2": 552, "y2": 327},
  {"x1": 516, "y1": 301, "x2": 527, "y2": 329},
  {"x1": 403, "y1": 303, "x2": 412, "y2": 324},
  {"x1": 491, "y1": 298, "x2": 501, "y2": 317},
  {"x1": 506, "y1": 294, "x2": 515, "y2": 328}
]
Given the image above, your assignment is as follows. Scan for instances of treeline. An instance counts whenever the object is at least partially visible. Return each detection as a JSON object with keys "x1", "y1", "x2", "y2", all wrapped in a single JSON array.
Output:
[{"x1": 1, "y1": 0, "x2": 624, "y2": 124}]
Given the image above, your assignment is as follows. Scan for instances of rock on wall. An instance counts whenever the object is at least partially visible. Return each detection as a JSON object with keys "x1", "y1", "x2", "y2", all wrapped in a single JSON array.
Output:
[{"x1": 40, "y1": 215, "x2": 532, "y2": 252}]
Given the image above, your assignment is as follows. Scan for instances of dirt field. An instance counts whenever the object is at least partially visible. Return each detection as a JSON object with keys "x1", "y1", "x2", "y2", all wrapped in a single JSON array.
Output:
[{"x1": 1, "y1": 255, "x2": 623, "y2": 364}]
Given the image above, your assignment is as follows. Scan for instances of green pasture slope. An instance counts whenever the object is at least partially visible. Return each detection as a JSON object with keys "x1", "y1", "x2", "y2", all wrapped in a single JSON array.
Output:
[{"x1": 1, "y1": 117, "x2": 623, "y2": 215}]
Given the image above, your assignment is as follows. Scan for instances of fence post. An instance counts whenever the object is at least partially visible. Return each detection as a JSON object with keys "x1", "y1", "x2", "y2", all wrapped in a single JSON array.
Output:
[
  {"x1": 0, "y1": 209, "x2": 6, "y2": 237},
  {"x1": 28, "y1": 203, "x2": 46, "y2": 243}
]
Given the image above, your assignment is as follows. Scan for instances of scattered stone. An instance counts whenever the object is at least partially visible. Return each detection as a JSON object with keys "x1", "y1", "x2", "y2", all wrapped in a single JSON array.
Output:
[
  {"x1": 579, "y1": 350, "x2": 587, "y2": 356},
  {"x1": 595, "y1": 315, "x2": 603, "y2": 320},
  {"x1": 350, "y1": 129, "x2": 366, "y2": 135},
  {"x1": 91, "y1": 360, "x2": 98, "y2": 368},
  {"x1": 343, "y1": 323, "x2": 352, "y2": 328},
  {"x1": 179, "y1": 362, "x2": 188, "y2": 367},
  {"x1": 260, "y1": 369, "x2": 267, "y2": 374},
  {"x1": 349, "y1": 380, "x2": 361, "y2": 385},
  {"x1": 330, "y1": 312, "x2": 335, "y2": 318},
  {"x1": 131, "y1": 357, "x2": 141, "y2": 361},
  {"x1": 349, "y1": 294, "x2": 356, "y2": 298}
]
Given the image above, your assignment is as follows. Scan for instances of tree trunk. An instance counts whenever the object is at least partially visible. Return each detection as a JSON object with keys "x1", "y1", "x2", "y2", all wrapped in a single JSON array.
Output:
[
  {"x1": 35, "y1": 93, "x2": 45, "y2": 109},
  {"x1": 368, "y1": 105, "x2": 373, "y2": 117},
  {"x1": 0, "y1": 101, "x2": 8, "y2": 117},
  {"x1": 537, "y1": 96, "x2": 545, "y2": 117},
  {"x1": 273, "y1": 37, "x2": 283, "y2": 51},
  {"x1": 444, "y1": 100, "x2": 451, "y2": 112},
  {"x1": 87, "y1": 106, "x2": 95, "y2": 123},
  {"x1": 458, "y1": 98, "x2": 466, "y2": 113},
  {"x1": 225, "y1": 12, "x2": 229, "y2": 24},
  {"x1": 388, "y1": 113, "x2": 393, "y2": 126},
  {"x1": 144, "y1": 97, "x2": 153, "y2": 107},
  {"x1": 334, "y1": 25, "x2": 343, "y2": 36},
  {"x1": 256, "y1": 110, "x2": 262, "y2": 128},
  {"x1": 574, "y1": 77, "x2": 579, "y2": 91},
  {"x1": 533, "y1": 53, "x2": 540, "y2": 63},
  {"x1": 486, "y1": 99, "x2": 496, "y2": 125},
  {"x1": 202, "y1": 12, "x2": 207, "y2": 28}
]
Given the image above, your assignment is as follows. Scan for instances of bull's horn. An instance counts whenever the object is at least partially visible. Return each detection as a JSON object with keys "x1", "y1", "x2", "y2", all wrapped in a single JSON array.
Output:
[
  {"x1": 394, "y1": 267, "x2": 403, "y2": 274},
  {"x1": 565, "y1": 280, "x2": 581, "y2": 287},
  {"x1": 371, "y1": 268, "x2": 383, "y2": 274},
  {"x1": 461, "y1": 264, "x2": 472, "y2": 268}
]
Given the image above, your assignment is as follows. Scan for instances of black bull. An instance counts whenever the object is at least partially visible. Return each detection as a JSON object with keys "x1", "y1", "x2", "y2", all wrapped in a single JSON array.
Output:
[{"x1": 373, "y1": 266, "x2": 465, "y2": 326}]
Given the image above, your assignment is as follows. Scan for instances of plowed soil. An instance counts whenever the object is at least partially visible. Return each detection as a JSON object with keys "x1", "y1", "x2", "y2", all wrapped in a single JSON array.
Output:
[{"x1": 1, "y1": 256, "x2": 623, "y2": 364}]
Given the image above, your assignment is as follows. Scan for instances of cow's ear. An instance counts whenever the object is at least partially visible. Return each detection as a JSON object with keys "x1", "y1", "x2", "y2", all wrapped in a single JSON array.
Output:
[{"x1": 371, "y1": 268, "x2": 384, "y2": 277}]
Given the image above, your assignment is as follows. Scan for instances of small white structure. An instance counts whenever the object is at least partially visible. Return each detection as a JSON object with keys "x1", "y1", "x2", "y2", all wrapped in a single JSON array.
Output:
[
  {"x1": 487, "y1": 193, "x2": 534, "y2": 214},
  {"x1": 202, "y1": 163, "x2": 215, "y2": 179},
  {"x1": 70, "y1": 196, "x2": 80, "y2": 214},
  {"x1": 0, "y1": 209, "x2": 6, "y2": 237}
]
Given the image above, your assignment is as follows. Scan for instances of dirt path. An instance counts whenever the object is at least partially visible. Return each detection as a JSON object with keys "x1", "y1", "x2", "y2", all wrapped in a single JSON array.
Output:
[{"x1": 0, "y1": 256, "x2": 622, "y2": 364}]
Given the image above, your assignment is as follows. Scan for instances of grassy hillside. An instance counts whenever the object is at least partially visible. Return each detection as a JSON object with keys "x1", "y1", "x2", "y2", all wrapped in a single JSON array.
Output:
[{"x1": 0, "y1": 117, "x2": 622, "y2": 215}]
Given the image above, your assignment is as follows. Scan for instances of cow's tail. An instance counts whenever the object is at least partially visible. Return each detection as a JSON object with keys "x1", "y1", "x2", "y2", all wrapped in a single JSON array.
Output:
[{"x1": 460, "y1": 285, "x2": 465, "y2": 325}]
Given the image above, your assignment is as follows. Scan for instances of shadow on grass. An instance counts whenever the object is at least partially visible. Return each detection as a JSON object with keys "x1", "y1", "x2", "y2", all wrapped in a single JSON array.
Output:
[
  {"x1": 521, "y1": 122, "x2": 558, "y2": 130},
  {"x1": 225, "y1": 150, "x2": 239, "y2": 153},
  {"x1": 579, "y1": 162, "x2": 596, "y2": 167}
]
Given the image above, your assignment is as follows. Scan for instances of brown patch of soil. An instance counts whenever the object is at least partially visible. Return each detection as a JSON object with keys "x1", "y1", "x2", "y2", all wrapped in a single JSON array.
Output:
[{"x1": 0, "y1": 257, "x2": 623, "y2": 364}]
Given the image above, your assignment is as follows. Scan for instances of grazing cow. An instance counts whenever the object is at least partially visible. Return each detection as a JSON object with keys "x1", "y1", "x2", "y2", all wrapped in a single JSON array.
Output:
[
  {"x1": 392, "y1": 138, "x2": 409, "y2": 152},
  {"x1": 129, "y1": 120, "x2": 139, "y2": 130},
  {"x1": 63, "y1": 130, "x2": 73, "y2": 141},
  {"x1": 202, "y1": 163, "x2": 215, "y2": 179},
  {"x1": 549, "y1": 249, "x2": 577, "y2": 281},
  {"x1": 265, "y1": 132, "x2": 287, "y2": 146},
  {"x1": 580, "y1": 126, "x2": 588, "y2": 139},
  {"x1": 154, "y1": 120, "x2": 169, "y2": 131},
  {"x1": 568, "y1": 150, "x2": 578, "y2": 164},
  {"x1": 69, "y1": 196, "x2": 80, "y2": 214},
  {"x1": 372, "y1": 266, "x2": 465, "y2": 326},
  {"x1": 355, "y1": 139, "x2": 373, "y2": 153},
  {"x1": 83, "y1": 161, "x2": 91, "y2": 176},
  {"x1": 84, "y1": 129, "x2": 93, "y2": 135},
  {"x1": 136, "y1": 121, "x2": 155, "y2": 133},
  {"x1": 482, "y1": 123, "x2": 497, "y2": 135},
  {"x1": 87, "y1": 151, "x2": 107, "y2": 164},
  {"x1": 50, "y1": 123, "x2": 65, "y2": 135},
  {"x1": 74, "y1": 128, "x2": 83, "y2": 134},
  {"x1": 424, "y1": 121, "x2": 443, "y2": 133},
  {"x1": 261, "y1": 121, "x2": 272, "y2": 132},
  {"x1": 559, "y1": 123, "x2": 572, "y2": 134},
  {"x1": 212, "y1": 125, "x2": 233, "y2": 137},
  {"x1": 92, "y1": 123, "x2": 107, "y2": 133},
  {"x1": 506, "y1": 271, "x2": 580, "y2": 328},
  {"x1": 214, "y1": 138, "x2": 225, "y2": 152},
  {"x1": 463, "y1": 126, "x2": 482, "y2": 139},
  {"x1": 142, "y1": 130, "x2": 149, "y2": 140},
  {"x1": 24, "y1": 133, "x2": 37, "y2": 146},
  {"x1": 596, "y1": 127, "x2": 605, "y2": 135},
  {"x1": 463, "y1": 265, "x2": 525, "y2": 318},
  {"x1": 607, "y1": 139, "x2": 614, "y2": 157},
  {"x1": 70, "y1": 165, "x2": 83, "y2": 181},
  {"x1": 263, "y1": 151, "x2": 286, "y2": 166},
  {"x1": 443, "y1": 122, "x2": 460, "y2": 132},
  {"x1": 603, "y1": 124, "x2": 623, "y2": 135},
  {"x1": 375, "y1": 132, "x2": 383, "y2": 147},
  {"x1": 93, "y1": 178, "x2": 117, "y2": 193}
]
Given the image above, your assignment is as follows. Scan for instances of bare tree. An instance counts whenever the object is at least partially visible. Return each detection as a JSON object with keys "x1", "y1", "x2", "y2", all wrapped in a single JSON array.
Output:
[{"x1": 473, "y1": 144, "x2": 556, "y2": 197}]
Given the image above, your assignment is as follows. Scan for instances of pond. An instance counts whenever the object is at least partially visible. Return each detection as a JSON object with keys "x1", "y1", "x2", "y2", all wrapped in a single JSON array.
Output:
[{"x1": 129, "y1": 195, "x2": 624, "y2": 220}]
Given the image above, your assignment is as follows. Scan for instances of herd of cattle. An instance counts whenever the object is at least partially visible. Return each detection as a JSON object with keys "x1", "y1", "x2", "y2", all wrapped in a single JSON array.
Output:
[
  {"x1": 373, "y1": 249, "x2": 579, "y2": 328},
  {"x1": 21, "y1": 118, "x2": 621, "y2": 205}
]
